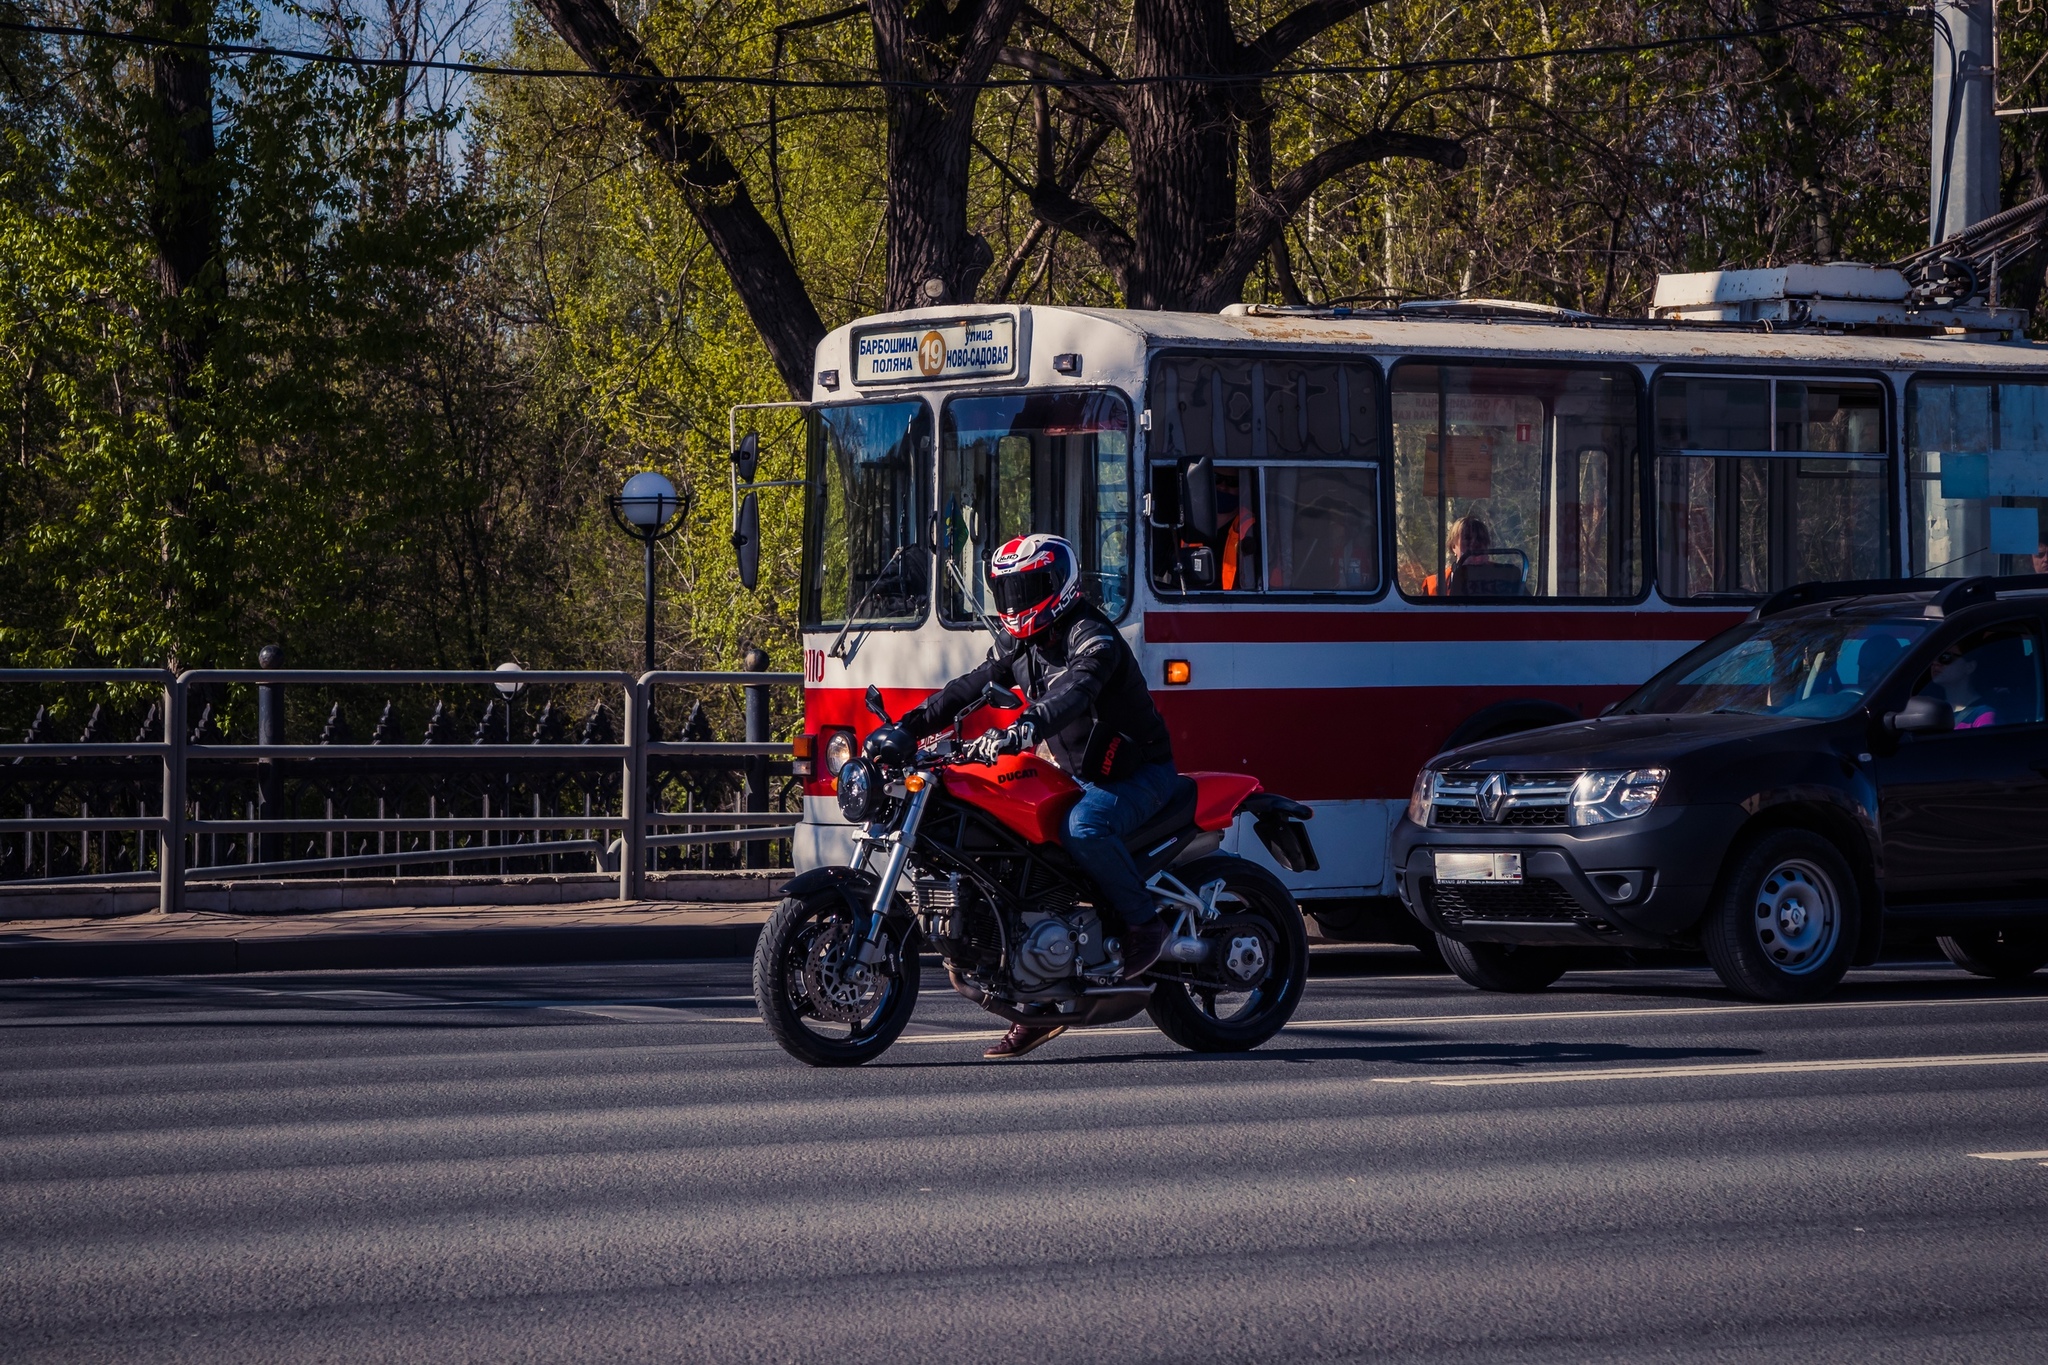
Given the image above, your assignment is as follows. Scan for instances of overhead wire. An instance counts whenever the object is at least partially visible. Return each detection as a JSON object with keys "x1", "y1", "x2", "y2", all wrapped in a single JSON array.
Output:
[{"x1": 0, "y1": 7, "x2": 1902, "y2": 92}]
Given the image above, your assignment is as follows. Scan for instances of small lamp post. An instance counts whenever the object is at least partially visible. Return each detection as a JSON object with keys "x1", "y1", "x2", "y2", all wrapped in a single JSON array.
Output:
[
  {"x1": 494, "y1": 662, "x2": 523, "y2": 743},
  {"x1": 607, "y1": 472, "x2": 689, "y2": 674}
]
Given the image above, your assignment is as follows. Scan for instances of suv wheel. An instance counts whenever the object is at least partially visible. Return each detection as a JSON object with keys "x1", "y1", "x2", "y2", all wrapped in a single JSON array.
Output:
[
  {"x1": 1703, "y1": 829, "x2": 1859, "y2": 1002},
  {"x1": 1435, "y1": 935, "x2": 1571, "y2": 992},
  {"x1": 1937, "y1": 930, "x2": 2048, "y2": 981}
]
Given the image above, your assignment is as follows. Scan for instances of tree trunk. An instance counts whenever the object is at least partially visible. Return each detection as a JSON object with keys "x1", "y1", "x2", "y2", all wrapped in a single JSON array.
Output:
[
  {"x1": 1016, "y1": 0, "x2": 1462, "y2": 311},
  {"x1": 1123, "y1": 0, "x2": 1241, "y2": 309},
  {"x1": 871, "y1": 0, "x2": 1024, "y2": 308},
  {"x1": 145, "y1": 0, "x2": 219, "y2": 401}
]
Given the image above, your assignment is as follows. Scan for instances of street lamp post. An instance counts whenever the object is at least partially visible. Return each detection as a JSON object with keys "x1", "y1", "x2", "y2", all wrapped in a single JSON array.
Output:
[{"x1": 606, "y1": 472, "x2": 689, "y2": 674}]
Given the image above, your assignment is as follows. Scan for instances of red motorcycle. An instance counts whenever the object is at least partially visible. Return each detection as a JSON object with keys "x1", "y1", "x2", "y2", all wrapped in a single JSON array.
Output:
[{"x1": 753, "y1": 685, "x2": 1319, "y2": 1066}]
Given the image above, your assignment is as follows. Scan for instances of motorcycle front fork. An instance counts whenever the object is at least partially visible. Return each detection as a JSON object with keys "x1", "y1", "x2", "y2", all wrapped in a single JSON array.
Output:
[{"x1": 848, "y1": 782, "x2": 933, "y2": 962}]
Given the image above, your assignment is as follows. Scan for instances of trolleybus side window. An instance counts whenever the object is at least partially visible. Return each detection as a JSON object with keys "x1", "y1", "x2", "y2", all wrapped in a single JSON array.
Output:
[
  {"x1": 1906, "y1": 376, "x2": 2048, "y2": 578},
  {"x1": 1390, "y1": 362, "x2": 1641, "y2": 601},
  {"x1": 1147, "y1": 355, "x2": 1381, "y2": 594},
  {"x1": 802, "y1": 400, "x2": 932, "y2": 628},
  {"x1": 938, "y1": 390, "x2": 1134, "y2": 624},
  {"x1": 1653, "y1": 375, "x2": 1889, "y2": 599}
]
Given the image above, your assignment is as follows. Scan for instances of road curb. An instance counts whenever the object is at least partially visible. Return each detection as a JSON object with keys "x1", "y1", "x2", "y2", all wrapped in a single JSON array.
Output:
[{"x1": 0, "y1": 923, "x2": 765, "y2": 980}]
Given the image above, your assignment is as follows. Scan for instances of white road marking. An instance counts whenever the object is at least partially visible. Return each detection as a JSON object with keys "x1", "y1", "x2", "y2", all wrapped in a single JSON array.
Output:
[
  {"x1": 1372, "y1": 1051, "x2": 2048, "y2": 1087},
  {"x1": 885, "y1": 990, "x2": 2047, "y2": 1045},
  {"x1": 1969, "y1": 1149, "x2": 2048, "y2": 1161}
]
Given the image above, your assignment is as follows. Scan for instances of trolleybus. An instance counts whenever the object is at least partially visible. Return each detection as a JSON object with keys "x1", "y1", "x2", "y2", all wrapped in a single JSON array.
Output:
[{"x1": 757, "y1": 294, "x2": 2048, "y2": 938}]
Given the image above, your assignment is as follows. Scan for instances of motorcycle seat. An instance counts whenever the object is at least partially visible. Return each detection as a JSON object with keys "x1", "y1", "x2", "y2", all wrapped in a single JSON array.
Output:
[{"x1": 1121, "y1": 777, "x2": 1200, "y2": 853}]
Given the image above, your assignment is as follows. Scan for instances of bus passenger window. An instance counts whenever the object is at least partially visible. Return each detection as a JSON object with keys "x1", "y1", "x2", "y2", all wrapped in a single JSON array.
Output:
[
  {"x1": 1908, "y1": 377, "x2": 2048, "y2": 579},
  {"x1": 1391, "y1": 362, "x2": 1641, "y2": 602},
  {"x1": 1655, "y1": 376, "x2": 1888, "y2": 598},
  {"x1": 1147, "y1": 353, "x2": 1380, "y2": 596}
]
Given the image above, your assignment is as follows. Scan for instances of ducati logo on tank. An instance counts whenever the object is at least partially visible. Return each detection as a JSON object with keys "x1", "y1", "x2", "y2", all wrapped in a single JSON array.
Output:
[{"x1": 852, "y1": 316, "x2": 1017, "y2": 384}]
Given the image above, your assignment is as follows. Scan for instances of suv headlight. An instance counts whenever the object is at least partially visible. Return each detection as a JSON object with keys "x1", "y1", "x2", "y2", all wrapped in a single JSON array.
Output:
[
  {"x1": 1569, "y1": 768, "x2": 1667, "y2": 827},
  {"x1": 1407, "y1": 770, "x2": 1434, "y2": 826}
]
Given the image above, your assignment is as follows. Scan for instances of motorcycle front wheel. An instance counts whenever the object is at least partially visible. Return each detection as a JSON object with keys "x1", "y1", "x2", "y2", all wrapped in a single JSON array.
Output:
[
  {"x1": 753, "y1": 888, "x2": 920, "y2": 1067},
  {"x1": 1145, "y1": 854, "x2": 1309, "y2": 1053}
]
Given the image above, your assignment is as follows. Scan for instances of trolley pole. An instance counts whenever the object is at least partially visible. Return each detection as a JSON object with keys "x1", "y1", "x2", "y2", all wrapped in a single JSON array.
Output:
[{"x1": 1930, "y1": 0, "x2": 1999, "y2": 244}]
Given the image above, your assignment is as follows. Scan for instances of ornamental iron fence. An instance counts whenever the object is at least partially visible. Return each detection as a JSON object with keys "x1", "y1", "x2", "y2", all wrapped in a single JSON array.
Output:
[{"x1": 0, "y1": 665, "x2": 803, "y2": 911}]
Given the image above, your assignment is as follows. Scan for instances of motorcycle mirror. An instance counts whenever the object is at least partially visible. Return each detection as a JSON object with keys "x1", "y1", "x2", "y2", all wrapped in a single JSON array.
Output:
[
  {"x1": 980, "y1": 682, "x2": 1025, "y2": 711},
  {"x1": 732, "y1": 491, "x2": 760, "y2": 590},
  {"x1": 732, "y1": 430, "x2": 760, "y2": 484},
  {"x1": 1178, "y1": 454, "x2": 1216, "y2": 534},
  {"x1": 865, "y1": 685, "x2": 892, "y2": 725}
]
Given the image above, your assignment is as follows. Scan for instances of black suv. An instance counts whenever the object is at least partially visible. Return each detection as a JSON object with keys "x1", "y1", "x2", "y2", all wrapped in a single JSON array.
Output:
[{"x1": 1392, "y1": 576, "x2": 2048, "y2": 1002}]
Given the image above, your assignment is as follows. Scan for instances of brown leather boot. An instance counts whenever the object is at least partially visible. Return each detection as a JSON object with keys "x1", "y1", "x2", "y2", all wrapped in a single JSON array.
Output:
[
  {"x1": 1120, "y1": 919, "x2": 1171, "y2": 980},
  {"x1": 983, "y1": 1022, "x2": 1067, "y2": 1060}
]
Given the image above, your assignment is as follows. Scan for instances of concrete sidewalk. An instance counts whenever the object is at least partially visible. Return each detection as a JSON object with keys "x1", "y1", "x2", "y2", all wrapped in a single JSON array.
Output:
[{"x1": 0, "y1": 899, "x2": 779, "y2": 979}]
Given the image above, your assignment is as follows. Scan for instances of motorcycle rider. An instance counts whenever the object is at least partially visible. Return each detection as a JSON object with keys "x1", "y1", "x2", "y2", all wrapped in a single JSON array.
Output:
[{"x1": 899, "y1": 533, "x2": 1178, "y2": 1060}]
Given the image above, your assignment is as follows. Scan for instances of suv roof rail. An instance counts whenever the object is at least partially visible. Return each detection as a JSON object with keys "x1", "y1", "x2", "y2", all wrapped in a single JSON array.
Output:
[
  {"x1": 1755, "y1": 574, "x2": 2048, "y2": 621},
  {"x1": 1924, "y1": 573, "x2": 2048, "y2": 617},
  {"x1": 1753, "y1": 579, "x2": 1930, "y2": 619}
]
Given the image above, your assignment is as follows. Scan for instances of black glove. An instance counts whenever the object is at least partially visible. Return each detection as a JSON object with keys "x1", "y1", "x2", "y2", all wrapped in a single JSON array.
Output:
[{"x1": 963, "y1": 719, "x2": 1034, "y2": 765}]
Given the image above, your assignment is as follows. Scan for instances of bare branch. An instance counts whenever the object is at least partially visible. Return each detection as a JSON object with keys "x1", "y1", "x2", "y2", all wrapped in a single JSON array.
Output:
[
  {"x1": 1202, "y1": 129, "x2": 1465, "y2": 306},
  {"x1": 1241, "y1": 0, "x2": 1379, "y2": 74}
]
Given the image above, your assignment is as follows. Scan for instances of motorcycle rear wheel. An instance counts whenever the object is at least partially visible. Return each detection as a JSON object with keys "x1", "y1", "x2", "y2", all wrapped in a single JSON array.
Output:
[
  {"x1": 753, "y1": 888, "x2": 920, "y2": 1067},
  {"x1": 1146, "y1": 855, "x2": 1309, "y2": 1053}
]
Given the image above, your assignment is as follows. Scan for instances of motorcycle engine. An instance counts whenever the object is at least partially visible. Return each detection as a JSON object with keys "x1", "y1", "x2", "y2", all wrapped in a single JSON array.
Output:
[{"x1": 1011, "y1": 907, "x2": 1114, "y2": 993}]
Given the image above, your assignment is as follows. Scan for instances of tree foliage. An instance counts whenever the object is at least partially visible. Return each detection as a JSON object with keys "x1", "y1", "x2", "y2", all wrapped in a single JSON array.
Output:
[{"x1": 1, "y1": 0, "x2": 2044, "y2": 677}]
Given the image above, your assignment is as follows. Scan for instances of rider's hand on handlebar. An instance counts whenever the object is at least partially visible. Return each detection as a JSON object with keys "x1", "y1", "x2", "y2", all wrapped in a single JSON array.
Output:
[{"x1": 963, "y1": 719, "x2": 1034, "y2": 766}]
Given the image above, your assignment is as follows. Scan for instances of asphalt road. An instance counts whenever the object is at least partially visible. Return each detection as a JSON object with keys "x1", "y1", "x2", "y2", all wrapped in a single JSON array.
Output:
[{"x1": 4, "y1": 950, "x2": 2047, "y2": 1364}]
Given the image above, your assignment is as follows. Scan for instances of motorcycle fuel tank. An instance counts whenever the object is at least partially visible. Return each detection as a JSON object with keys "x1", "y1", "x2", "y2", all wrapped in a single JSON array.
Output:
[{"x1": 941, "y1": 753, "x2": 1082, "y2": 844}]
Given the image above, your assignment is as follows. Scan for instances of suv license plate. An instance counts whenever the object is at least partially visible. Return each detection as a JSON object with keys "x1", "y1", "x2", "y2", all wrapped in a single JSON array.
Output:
[{"x1": 1435, "y1": 852, "x2": 1523, "y2": 884}]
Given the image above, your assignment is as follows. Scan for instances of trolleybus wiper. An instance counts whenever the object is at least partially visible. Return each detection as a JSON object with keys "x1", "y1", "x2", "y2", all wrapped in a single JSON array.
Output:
[
  {"x1": 942, "y1": 554, "x2": 1004, "y2": 648},
  {"x1": 827, "y1": 543, "x2": 910, "y2": 660}
]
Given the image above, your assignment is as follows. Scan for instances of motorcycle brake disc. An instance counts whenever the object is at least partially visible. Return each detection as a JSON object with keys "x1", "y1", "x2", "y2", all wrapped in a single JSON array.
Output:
[{"x1": 800, "y1": 922, "x2": 885, "y2": 1023}]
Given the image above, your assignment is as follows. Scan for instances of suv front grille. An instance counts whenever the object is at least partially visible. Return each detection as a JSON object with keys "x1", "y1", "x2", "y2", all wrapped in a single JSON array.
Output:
[
  {"x1": 1426, "y1": 878, "x2": 1616, "y2": 933},
  {"x1": 1430, "y1": 771, "x2": 1576, "y2": 828},
  {"x1": 1433, "y1": 805, "x2": 1567, "y2": 827}
]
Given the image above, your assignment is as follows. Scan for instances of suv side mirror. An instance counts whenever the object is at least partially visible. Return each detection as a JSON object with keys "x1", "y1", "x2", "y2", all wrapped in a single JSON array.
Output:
[{"x1": 1884, "y1": 693, "x2": 1954, "y2": 735}]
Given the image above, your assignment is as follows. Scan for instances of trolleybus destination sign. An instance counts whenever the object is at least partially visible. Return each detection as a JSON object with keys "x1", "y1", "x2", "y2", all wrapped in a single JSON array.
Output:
[{"x1": 852, "y1": 316, "x2": 1017, "y2": 384}]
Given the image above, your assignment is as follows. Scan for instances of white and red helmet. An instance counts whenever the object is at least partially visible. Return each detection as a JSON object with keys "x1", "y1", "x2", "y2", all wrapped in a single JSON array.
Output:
[{"x1": 989, "y1": 534, "x2": 1081, "y2": 638}]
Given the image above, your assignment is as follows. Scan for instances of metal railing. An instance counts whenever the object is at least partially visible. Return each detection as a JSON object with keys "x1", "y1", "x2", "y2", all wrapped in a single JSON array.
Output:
[{"x1": 0, "y1": 667, "x2": 804, "y2": 911}]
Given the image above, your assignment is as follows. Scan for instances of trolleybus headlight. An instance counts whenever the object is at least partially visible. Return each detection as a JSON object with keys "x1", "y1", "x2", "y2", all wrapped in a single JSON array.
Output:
[
  {"x1": 1569, "y1": 768, "x2": 1667, "y2": 827},
  {"x1": 823, "y1": 729, "x2": 857, "y2": 776},
  {"x1": 1407, "y1": 770, "x2": 1434, "y2": 826},
  {"x1": 836, "y1": 758, "x2": 885, "y2": 822}
]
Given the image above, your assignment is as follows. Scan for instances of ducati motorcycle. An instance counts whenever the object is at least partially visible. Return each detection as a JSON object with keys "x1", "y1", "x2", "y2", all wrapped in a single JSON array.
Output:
[{"x1": 753, "y1": 684, "x2": 1321, "y2": 1067}]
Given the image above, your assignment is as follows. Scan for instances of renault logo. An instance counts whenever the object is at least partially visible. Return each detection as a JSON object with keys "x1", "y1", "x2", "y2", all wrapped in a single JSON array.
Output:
[{"x1": 1476, "y1": 773, "x2": 1508, "y2": 823}]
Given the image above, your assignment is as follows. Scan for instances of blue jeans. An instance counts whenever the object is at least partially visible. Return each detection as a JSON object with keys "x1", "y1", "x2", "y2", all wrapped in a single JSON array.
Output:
[{"x1": 1060, "y1": 760, "x2": 1180, "y2": 927}]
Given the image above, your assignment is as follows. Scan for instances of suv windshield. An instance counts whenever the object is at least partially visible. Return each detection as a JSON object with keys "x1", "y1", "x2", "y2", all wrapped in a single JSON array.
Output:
[
  {"x1": 1620, "y1": 613, "x2": 1931, "y2": 718},
  {"x1": 803, "y1": 401, "x2": 930, "y2": 629}
]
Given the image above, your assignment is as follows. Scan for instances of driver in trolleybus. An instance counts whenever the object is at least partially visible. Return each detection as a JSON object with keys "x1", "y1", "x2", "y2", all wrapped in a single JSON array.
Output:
[{"x1": 896, "y1": 533, "x2": 1179, "y2": 1060}]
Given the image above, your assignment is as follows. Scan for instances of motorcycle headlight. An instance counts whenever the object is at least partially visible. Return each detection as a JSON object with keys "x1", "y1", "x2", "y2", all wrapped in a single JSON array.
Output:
[
  {"x1": 824, "y1": 730, "x2": 857, "y2": 776},
  {"x1": 1569, "y1": 768, "x2": 1667, "y2": 827},
  {"x1": 1407, "y1": 769, "x2": 1434, "y2": 826},
  {"x1": 836, "y1": 758, "x2": 884, "y2": 823}
]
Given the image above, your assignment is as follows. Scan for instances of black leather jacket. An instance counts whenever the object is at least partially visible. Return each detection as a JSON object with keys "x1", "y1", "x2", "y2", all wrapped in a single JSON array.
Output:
[{"x1": 901, "y1": 603, "x2": 1174, "y2": 782}]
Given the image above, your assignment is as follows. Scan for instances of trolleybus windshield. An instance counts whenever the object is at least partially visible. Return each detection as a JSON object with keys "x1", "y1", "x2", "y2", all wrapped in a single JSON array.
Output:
[
  {"x1": 939, "y1": 389, "x2": 1134, "y2": 622},
  {"x1": 801, "y1": 400, "x2": 930, "y2": 630}
]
